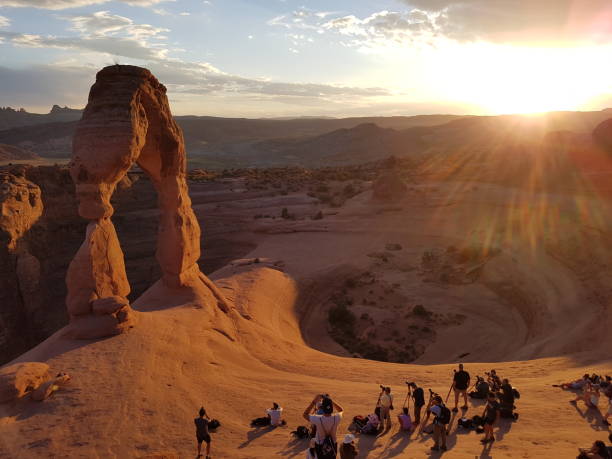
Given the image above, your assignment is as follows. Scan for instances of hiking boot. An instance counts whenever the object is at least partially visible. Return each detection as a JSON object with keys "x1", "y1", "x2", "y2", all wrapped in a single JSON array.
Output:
[{"x1": 452, "y1": 407, "x2": 458, "y2": 413}]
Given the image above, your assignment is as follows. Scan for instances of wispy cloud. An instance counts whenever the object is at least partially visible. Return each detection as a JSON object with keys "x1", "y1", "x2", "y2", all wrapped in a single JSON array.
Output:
[
  {"x1": 1, "y1": 0, "x2": 168, "y2": 10},
  {"x1": 0, "y1": 15, "x2": 11, "y2": 28}
]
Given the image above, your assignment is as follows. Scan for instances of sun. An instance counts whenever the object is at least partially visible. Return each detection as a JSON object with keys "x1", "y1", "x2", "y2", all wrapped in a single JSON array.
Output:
[{"x1": 430, "y1": 42, "x2": 612, "y2": 115}]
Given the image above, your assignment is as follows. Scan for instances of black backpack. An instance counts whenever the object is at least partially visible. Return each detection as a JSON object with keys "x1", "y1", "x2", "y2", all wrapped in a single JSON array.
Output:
[
  {"x1": 292, "y1": 425, "x2": 310, "y2": 439},
  {"x1": 316, "y1": 417, "x2": 338, "y2": 459},
  {"x1": 209, "y1": 419, "x2": 220, "y2": 430},
  {"x1": 512, "y1": 388, "x2": 521, "y2": 399},
  {"x1": 436, "y1": 405, "x2": 451, "y2": 425}
]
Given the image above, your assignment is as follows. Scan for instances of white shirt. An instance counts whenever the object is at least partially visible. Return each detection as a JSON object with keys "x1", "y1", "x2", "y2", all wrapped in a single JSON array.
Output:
[
  {"x1": 309, "y1": 413, "x2": 342, "y2": 444},
  {"x1": 380, "y1": 393, "x2": 394, "y2": 408},
  {"x1": 267, "y1": 407, "x2": 283, "y2": 426}
]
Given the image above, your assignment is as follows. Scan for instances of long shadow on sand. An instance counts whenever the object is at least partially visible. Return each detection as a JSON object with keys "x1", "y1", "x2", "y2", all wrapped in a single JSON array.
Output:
[
  {"x1": 571, "y1": 403, "x2": 611, "y2": 432},
  {"x1": 238, "y1": 425, "x2": 277, "y2": 449},
  {"x1": 277, "y1": 437, "x2": 308, "y2": 458}
]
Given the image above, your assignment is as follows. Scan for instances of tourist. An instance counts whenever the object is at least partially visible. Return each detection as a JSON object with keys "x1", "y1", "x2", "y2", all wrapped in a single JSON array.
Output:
[
  {"x1": 571, "y1": 382, "x2": 600, "y2": 409},
  {"x1": 267, "y1": 402, "x2": 284, "y2": 426},
  {"x1": 421, "y1": 395, "x2": 449, "y2": 452},
  {"x1": 305, "y1": 438, "x2": 318, "y2": 459},
  {"x1": 559, "y1": 374, "x2": 591, "y2": 390},
  {"x1": 469, "y1": 376, "x2": 490, "y2": 399},
  {"x1": 378, "y1": 386, "x2": 394, "y2": 431},
  {"x1": 481, "y1": 393, "x2": 500, "y2": 444},
  {"x1": 361, "y1": 408, "x2": 381, "y2": 435},
  {"x1": 398, "y1": 407, "x2": 413, "y2": 432},
  {"x1": 577, "y1": 440, "x2": 611, "y2": 459},
  {"x1": 194, "y1": 407, "x2": 212, "y2": 459},
  {"x1": 452, "y1": 363, "x2": 471, "y2": 412},
  {"x1": 303, "y1": 394, "x2": 344, "y2": 458},
  {"x1": 409, "y1": 382, "x2": 425, "y2": 425},
  {"x1": 339, "y1": 434, "x2": 359, "y2": 459}
]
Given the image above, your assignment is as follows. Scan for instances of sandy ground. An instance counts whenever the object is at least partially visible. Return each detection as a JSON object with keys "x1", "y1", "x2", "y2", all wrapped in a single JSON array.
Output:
[{"x1": 1, "y1": 180, "x2": 612, "y2": 458}]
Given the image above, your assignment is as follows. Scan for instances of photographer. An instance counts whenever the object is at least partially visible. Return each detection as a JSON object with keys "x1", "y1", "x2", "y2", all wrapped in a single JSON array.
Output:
[
  {"x1": 421, "y1": 393, "x2": 449, "y2": 452},
  {"x1": 452, "y1": 363, "x2": 470, "y2": 412},
  {"x1": 303, "y1": 394, "x2": 344, "y2": 458},
  {"x1": 469, "y1": 376, "x2": 489, "y2": 399},
  {"x1": 409, "y1": 382, "x2": 425, "y2": 425},
  {"x1": 481, "y1": 392, "x2": 500, "y2": 444},
  {"x1": 577, "y1": 440, "x2": 610, "y2": 459},
  {"x1": 377, "y1": 386, "x2": 394, "y2": 431}
]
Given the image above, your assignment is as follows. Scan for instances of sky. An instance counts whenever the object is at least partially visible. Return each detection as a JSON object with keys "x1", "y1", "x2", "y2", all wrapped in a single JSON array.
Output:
[{"x1": 0, "y1": 0, "x2": 611, "y2": 117}]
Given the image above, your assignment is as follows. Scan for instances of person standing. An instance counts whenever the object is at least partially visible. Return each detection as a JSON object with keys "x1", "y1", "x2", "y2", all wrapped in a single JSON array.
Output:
[
  {"x1": 422, "y1": 395, "x2": 449, "y2": 452},
  {"x1": 481, "y1": 393, "x2": 500, "y2": 444},
  {"x1": 378, "y1": 386, "x2": 394, "y2": 431},
  {"x1": 452, "y1": 364, "x2": 470, "y2": 412},
  {"x1": 194, "y1": 407, "x2": 212, "y2": 459},
  {"x1": 409, "y1": 382, "x2": 425, "y2": 425},
  {"x1": 303, "y1": 394, "x2": 344, "y2": 458}
]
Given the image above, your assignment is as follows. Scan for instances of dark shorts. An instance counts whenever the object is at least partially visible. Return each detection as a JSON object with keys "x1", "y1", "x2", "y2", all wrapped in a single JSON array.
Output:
[
  {"x1": 197, "y1": 434, "x2": 211, "y2": 444},
  {"x1": 455, "y1": 386, "x2": 468, "y2": 392},
  {"x1": 484, "y1": 418, "x2": 495, "y2": 426}
]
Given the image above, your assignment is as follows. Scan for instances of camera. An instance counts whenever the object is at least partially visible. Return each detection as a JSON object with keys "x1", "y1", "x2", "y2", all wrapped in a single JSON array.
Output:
[{"x1": 405, "y1": 381, "x2": 414, "y2": 386}]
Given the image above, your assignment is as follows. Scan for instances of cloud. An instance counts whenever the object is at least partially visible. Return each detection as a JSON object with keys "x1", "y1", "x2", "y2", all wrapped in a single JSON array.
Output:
[
  {"x1": 400, "y1": 0, "x2": 612, "y2": 44},
  {"x1": 66, "y1": 10, "x2": 169, "y2": 39},
  {"x1": 0, "y1": 0, "x2": 167, "y2": 9},
  {"x1": 0, "y1": 15, "x2": 11, "y2": 28}
]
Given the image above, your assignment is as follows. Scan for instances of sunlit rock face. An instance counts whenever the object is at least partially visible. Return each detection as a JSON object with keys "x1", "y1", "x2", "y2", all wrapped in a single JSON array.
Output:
[{"x1": 66, "y1": 64, "x2": 224, "y2": 339}]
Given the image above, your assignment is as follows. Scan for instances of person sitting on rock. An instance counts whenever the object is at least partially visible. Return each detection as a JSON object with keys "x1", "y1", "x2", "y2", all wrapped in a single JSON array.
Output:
[
  {"x1": 398, "y1": 407, "x2": 413, "y2": 432},
  {"x1": 267, "y1": 402, "x2": 285, "y2": 426},
  {"x1": 361, "y1": 408, "x2": 381, "y2": 435},
  {"x1": 194, "y1": 407, "x2": 212, "y2": 459},
  {"x1": 339, "y1": 433, "x2": 359, "y2": 459},
  {"x1": 577, "y1": 440, "x2": 611, "y2": 459},
  {"x1": 469, "y1": 376, "x2": 489, "y2": 399}
]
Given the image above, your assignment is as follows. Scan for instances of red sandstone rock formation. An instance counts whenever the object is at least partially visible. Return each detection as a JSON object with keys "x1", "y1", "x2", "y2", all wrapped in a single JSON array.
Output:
[
  {"x1": 593, "y1": 118, "x2": 612, "y2": 153},
  {"x1": 66, "y1": 65, "x2": 228, "y2": 339}
]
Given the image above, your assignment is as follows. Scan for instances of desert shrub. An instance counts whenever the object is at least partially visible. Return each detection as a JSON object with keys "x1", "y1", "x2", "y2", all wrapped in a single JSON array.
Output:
[{"x1": 328, "y1": 303, "x2": 355, "y2": 332}]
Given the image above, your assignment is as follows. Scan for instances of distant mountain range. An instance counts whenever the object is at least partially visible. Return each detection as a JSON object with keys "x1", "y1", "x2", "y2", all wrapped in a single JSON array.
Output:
[
  {"x1": 1, "y1": 105, "x2": 611, "y2": 168},
  {"x1": 0, "y1": 143, "x2": 39, "y2": 161}
]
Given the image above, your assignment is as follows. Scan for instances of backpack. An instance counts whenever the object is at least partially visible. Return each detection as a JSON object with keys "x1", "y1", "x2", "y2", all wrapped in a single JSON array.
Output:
[
  {"x1": 251, "y1": 416, "x2": 270, "y2": 427},
  {"x1": 512, "y1": 388, "x2": 521, "y2": 399},
  {"x1": 209, "y1": 419, "x2": 220, "y2": 430},
  {"x1": 436, "y1": 405, "x2": 451, "y2": 425},
  {"x1": 292, "y1": 425, "x2": 310, "y2": 439},
  {"x1": 316, "y1": 417, "x2": 338, "y2": 459}
]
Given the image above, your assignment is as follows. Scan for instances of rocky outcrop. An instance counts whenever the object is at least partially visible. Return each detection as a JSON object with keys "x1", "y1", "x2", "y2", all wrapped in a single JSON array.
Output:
[
  {"x1": 0, "y1": 362, "x2": 49, "y2": 403},
  {"x1": 65, "y1": 65, "x2": 228, "y2": 339}
]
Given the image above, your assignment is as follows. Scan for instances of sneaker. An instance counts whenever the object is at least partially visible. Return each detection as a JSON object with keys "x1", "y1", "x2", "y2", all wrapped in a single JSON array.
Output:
[
  {"x1": 452, "y1": 407, "x2": 458, "y2": 413},
  {"x1": 461, "y1": 405, "x2": 468, "y2": 410}
]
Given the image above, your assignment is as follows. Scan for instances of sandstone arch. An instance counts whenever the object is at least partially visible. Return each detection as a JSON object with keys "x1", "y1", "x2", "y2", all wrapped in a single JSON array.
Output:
[{"x1": 65, "y1": 65, "x2": 227, "y2": 339}]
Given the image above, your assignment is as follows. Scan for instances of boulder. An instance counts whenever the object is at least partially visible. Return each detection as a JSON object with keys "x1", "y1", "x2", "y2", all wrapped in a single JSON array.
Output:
[{"x1": 0, "y1": 362, "x2": 49, "y2": 403}]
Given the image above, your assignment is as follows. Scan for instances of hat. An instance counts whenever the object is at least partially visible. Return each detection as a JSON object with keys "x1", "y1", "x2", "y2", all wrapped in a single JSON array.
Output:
[{"x1": 343, "y1": 433, "x2": 355, "y2": 444}]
